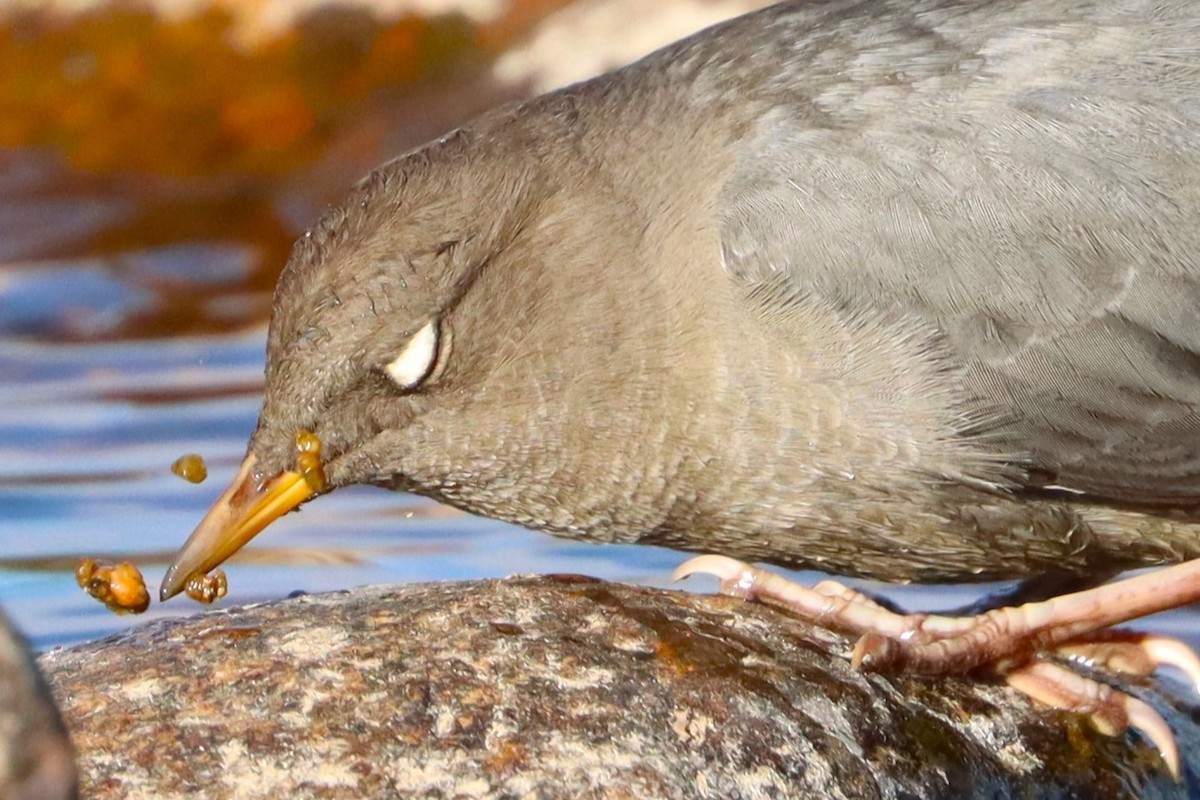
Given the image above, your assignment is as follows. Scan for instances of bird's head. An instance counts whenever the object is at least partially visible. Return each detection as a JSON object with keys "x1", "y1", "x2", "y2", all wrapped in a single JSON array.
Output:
[{"x1": 159, "y1": 131, "x2": 560, "y2": 599}]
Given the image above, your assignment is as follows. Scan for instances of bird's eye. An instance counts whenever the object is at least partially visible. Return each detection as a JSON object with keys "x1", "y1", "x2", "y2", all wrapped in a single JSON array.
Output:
[{"x1": 383, "y1": 319, "x2": 440, "y2": 390}]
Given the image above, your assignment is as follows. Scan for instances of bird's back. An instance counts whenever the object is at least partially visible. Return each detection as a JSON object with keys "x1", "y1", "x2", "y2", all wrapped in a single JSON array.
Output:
[{"x1": 684, "y1": 0, "x2": 1200, "y2": 510}]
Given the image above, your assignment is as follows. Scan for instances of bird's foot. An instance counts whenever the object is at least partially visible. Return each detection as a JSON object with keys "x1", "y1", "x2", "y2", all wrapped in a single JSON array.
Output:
[{"x1": 674, "y1": 554, "x2": 1200, "y2": 778}]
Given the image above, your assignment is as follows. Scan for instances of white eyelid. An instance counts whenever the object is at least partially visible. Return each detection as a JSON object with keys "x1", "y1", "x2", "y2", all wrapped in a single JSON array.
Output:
[{"x1": 384, "y1": 320, "x2": 439, "y2": 389}]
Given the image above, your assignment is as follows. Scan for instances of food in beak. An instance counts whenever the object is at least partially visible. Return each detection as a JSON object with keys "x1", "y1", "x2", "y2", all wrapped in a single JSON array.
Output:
[{"x1": 159, "y1": 431, "x2": 324, "y2": 601}]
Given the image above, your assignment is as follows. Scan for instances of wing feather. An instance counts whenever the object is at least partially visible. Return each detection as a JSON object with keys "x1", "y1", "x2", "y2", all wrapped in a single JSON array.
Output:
[{"x1": 717, "y1": 0, "x2": 1200, "y2": 507}]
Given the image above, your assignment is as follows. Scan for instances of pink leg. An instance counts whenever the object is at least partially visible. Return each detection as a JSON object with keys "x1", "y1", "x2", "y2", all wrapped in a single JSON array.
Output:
[
  {"x1": 675, "y1": 555, "x2": 1200, "y2": 675},
  {"x1": 674, "y1": 554, "x2": 1198, "y2": 778}
]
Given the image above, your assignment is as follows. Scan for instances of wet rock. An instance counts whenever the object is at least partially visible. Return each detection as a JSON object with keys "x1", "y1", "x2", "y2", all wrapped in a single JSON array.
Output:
[
  {"x1": 0, "y1": 610, "x2": 78, "y2": 800},
  {"x1": 39, "y1": 577, "x2": 1197, "y2": 798}
]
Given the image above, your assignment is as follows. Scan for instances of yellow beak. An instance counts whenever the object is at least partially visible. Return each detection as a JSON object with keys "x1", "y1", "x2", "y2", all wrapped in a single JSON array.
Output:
[{"x1": 159, "y1": 454, "x2": 315, "y2": 601}]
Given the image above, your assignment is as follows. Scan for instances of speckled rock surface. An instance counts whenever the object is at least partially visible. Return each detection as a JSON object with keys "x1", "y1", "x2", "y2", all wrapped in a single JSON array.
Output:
[
  {"x1": 0, "y1": 610, "x2": 77, "y2": 800},
  {"x1": 39, "y1": 577, "x2": 1198, "y2": 798}
]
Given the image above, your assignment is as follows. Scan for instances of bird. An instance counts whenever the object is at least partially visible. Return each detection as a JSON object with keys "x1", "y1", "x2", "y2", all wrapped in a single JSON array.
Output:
[{"x1": 160, "y1": 0, "x2": 1200, "y2": 777}]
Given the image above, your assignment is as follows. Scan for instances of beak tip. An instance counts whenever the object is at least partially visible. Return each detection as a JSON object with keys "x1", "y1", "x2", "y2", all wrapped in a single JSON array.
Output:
[{"x1": 159, "y1": 566, "x2": 186, "y2": 602}]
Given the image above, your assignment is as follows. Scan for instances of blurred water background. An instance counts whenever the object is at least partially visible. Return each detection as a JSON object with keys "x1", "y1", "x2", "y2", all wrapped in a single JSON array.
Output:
[{"x1": 2, "y1": 0, "x2": 1198, "y2": 676}]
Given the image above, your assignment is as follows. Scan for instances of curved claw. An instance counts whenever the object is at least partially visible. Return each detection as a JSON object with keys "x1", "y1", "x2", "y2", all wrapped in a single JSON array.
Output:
[
  {"x1": 1142, "y1": 636, "x2": 1200, "y2": 692},
  {"x1": 672, "y1": 554, "x2": 756, "y2": 594},
  {"x1": 1125, "y1": 696, "x2": 1181, "y2": 780},
  {"x1": 1005, "y1": 658, "x2": 1179, "y2": 779}
]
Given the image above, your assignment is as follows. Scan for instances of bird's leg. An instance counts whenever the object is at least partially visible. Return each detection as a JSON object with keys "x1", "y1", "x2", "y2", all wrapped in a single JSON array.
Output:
[
  {"x1": 674, "y1": 554, "x2": 1200, "y2": 778},
  {"x1": 675, "y1": 555, "x2": 1200, "y2": 677}
]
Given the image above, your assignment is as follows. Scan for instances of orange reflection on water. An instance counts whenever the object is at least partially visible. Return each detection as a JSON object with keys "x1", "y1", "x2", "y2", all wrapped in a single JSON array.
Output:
[
  {"x1": 0, "y1": 1, "x2": 571, "y2": 342},
  {"x1": 0, "y1": 3, "x2": 567, "y2": 177}
]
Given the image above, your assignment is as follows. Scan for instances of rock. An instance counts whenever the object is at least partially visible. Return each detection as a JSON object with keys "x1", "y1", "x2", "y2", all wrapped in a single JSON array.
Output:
[
  {"x1": 0, "y1": 610, "x2": 78, "y2": 800},
  {"x1": 39, "y1": 577, "x2": 1195, "y2": 798}
]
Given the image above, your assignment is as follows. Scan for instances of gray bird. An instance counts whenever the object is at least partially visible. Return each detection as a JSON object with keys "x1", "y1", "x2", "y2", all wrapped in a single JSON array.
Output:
[{"x1": 161, "y1": 0, "x2": 1200, "y2": 776}]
